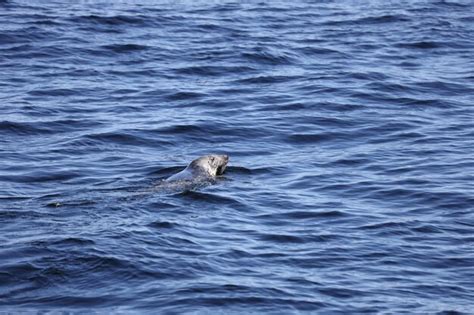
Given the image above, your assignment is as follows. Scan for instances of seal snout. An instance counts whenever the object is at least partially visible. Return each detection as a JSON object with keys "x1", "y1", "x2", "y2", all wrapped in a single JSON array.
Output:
[
  {"x1": 216, "y1": 154, "x2": 229, "y2": 176},
  {"x1": 221, "y1": 154, "x2": 229, "y2": 167}
]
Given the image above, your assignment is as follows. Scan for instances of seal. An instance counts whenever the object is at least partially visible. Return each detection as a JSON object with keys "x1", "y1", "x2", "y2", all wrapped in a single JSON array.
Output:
[{"x1": 165, "y1": 154, "x2": 229, "y2": 182}]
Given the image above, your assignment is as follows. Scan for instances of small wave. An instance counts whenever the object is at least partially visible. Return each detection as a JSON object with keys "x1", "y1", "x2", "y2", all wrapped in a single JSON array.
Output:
[
  {"x1": 0, "y1": 34, "x2": 23, "y2": 45},
  {"x1": 241, "y1": 49, "x2": 295, "y2": 65},
  {"x1": 27, "y1": 88, "x2": 80, "y2": 97},
  {"x1": 147, "y1": 166, "x2": 184, "y2": 177},
  {"x1": 415, "y1": 81, "x2": 470, "y2": 94},
  {"x1": 175, "y1": 191, "x2": 243, "y2": 206},
  {"x1": 318, "y1": 287, "x2": 366, "y2": 299},
  {"x1": 348, "y1": 71, "x2": 390, "y2": 81},
  {"x1": 69, "y1": 14, "x2": 148, "y2": 26},
  {"x1": 395, "y1": 41, "x2": 448, "y2": 49},
  {"x1": 353, "y1": 14, "x2": 411, "y2": 25},
  {"x1": 165, "y1": 91, "x2": 207, "y2": 101},
  {"x1": 100, "y1": 43, "x2": 149, "y2": 53},
  {"x1": 28, "y1": 237, "x2": 96, "y2": 247},
  {"x1": 359, "y1": 221, "x2": 410, "y2": 230},
  {"x1": 148, "y1": 220, "x2": 176, "y2": 229},
  {"x1": 84, "y1": 132, "x2": 172, "y2": 147},
  {"x1": 0, "y1": 120, "x2": 50, "y2": 135},
  {"x1": 258, "y1": 233, "x2": 305, "y2": 244},
  {"x1": 0, "y1": 26, "x2": 55, "y2": 45},
  {"x1": 328, "y1": 157, "x2": 371, "y2": 167},
  {"x1": 237, "y1": 75, "x2": 301, "y2": 84},
  {"x1": 173, "y1": 65, "x2": 256, "y2": 77},
  {"x1": 0, "y1": 210, "x2": 48, "y2": 220},
  {"x1": 298, "y1": 46, "x2": 346, "y2": 57},
  {"x1": 0, "y1": 170, "x2": 81, "y2": 184},
  {"x1": 155, "y1": 124, "x2": 206, "y2": 135},
  {"x1": 0, "y1": 119, "x2": 104, "y2": 136},
  {"x1": 286, "y1": 132, "x2": 343, "y2": 144},
  {"x1": 256, "y1": 210, "x2": 348, "y2": 223}
]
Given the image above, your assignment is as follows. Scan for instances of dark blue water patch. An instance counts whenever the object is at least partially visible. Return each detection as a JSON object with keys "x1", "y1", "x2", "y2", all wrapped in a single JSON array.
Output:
[
  {"x1": 0, "y1": 120, "x2": 50, "y2": 135},
  {"x1": 355, "y1": 14, "x2": 412, "y2": 25},
  {"x1": 0, "y1": 119, "x2": 104, "y2": 136},
  {"x1": 286, "y1": 132, "x2": 347, "y2": 145},
  {"x1": 347, "y1": 71, "x2": 391, "y2": 82},
  {"x1": 27, "y1": 88, "x2": 89, "y2": 97},
  {"x1": 68, "y1": 14, "x2": 150, "y2": 27},
  {"x1": 0, "y1": 170, "x2": 81, "y2": 184},
  {"x1": 147, "y1": 220, "x2": 176, "y2": 229},
  {"x1": 174, "y1": 190, "x2": 245, "y2": 208},
  {"x1": 236, "y1": 74, "x2": 303, "y2": 85},
  {"x1": 0, "y1": 26, "x2": 59, "y2": 44},
  {"x1": 297, "y1": 46, "x2": 348, "y2": 58},
  {"x1": 148, "y1": 296, "x2": 327, "y2": 314},
  {"x1": 172, "y1": 65, "x2": 257, "y2": 77},
  {"x1": 258, "y1": 232, "x2": 342, "y2": 244},
  {"x1": 99, "y1": 43, "x2": 149, "y2": 54},
  {"x1": 394, "y1": 39, "x2": 472, "y2": 50},
  {"x1": 415, "y1": 81, "x2": 474, "y2": 95},
  {"x1": 241, "y1": 48, "x2": 296, "y2": 65},
  {"x1": 85, "y1": 132, "x2": 167, "y2": 147},
  {"x1": 0, "y1": 209, "x2": 51, "y2": 221},
  {"x1": 164, "y1": 91, "x2": 207, "y2": 101},
  {"x1": 0, "y1": 33, "x2": 24, "y2": 45}
]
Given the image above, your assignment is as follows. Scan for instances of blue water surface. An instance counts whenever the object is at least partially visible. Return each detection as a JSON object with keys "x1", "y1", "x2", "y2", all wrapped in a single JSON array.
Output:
[{"x1": 1, "y1": 0, "x2": 473, "y2": 313}]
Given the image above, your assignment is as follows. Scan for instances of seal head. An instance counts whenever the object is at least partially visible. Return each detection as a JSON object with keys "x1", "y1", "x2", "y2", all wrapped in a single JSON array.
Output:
[
  {"x1": 165, "y1": 154, "x2": 229, "y2": 182},
  {"x1": 189, "y1": 154, "x2": 229, "y2": 177}
]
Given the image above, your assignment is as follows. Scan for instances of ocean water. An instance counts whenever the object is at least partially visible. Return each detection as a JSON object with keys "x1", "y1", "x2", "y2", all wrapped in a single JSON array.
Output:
[{"x1": 1, "y1": 0, "x2": 473, "y2": 313}]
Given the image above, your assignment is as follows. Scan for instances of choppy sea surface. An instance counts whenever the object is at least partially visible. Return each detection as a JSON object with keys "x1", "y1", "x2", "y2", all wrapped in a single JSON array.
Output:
[{"x1": 1, "y1": 0, "x2": 473, "y2": 313}]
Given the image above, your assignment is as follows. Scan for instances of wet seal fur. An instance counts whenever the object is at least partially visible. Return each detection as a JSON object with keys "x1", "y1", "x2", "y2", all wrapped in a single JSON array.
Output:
[{"x1": 166, "y1": 154, "x2": 229, "y2": 182}]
